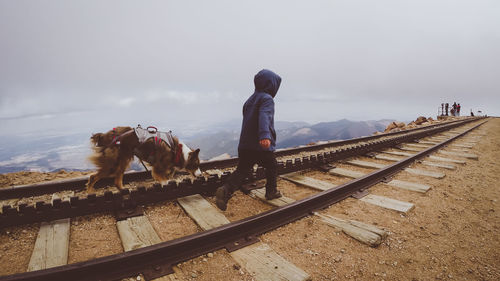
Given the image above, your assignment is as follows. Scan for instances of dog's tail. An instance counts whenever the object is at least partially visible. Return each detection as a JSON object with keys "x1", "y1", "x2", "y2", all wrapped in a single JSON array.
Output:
[{"x1": 87, "y1": 151, "x2": 102, "y2": 167}]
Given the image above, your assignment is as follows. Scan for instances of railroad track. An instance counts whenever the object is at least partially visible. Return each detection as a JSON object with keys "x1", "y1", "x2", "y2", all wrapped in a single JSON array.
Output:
[{"x1": 0, "y1": 117, "x2": 487, "y2": 281}]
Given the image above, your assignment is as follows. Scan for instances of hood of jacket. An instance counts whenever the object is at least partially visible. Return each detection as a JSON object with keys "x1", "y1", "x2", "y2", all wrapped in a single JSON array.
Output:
[{"x1": 254, "y1": 69, "x2": 282, "y2": 98}]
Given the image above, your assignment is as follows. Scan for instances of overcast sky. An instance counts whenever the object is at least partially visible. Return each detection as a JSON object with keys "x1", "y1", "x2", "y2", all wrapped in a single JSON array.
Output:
[{"x1": 1, "y1": 0, "x2": 499, "y2": 138}]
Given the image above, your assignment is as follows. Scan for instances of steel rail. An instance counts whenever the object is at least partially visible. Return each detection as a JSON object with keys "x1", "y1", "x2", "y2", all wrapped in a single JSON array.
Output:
[
  {"x1": 0, "y1": 119, "x2": 487, "y2": 281},
  {"x1": 0, "y1": 117, "x2": 483, "y2": 228},
  {"x1": 0, "y1": 118, "x2": 480, "y2": 200}
]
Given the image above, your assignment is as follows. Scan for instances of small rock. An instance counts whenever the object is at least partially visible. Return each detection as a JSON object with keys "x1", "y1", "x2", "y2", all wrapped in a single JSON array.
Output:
[
  {"x1": 202, "y1": 258, "x2": 207, "y2": 262},
  {"x1": 239, "y1": 270, "x2": 244, "y2": 275},
  {"x1": 207, "y1": 253, "x2": 214, "y2": 258},
  {"x1": 191, "y1": 273, "x2": 197, "y2": 278},
  {"x1": 340, "y1": 249, "x2": 346, "y2": 253},
  {"x1": 233, "y1": 264, "x2": 241, "y2": 270},
  {"x1": 136, "y1": 275, "x2": 141, "y2": 281},
  {"x1": 22, "y1": 230, "x2": 27, "y2": 234}
]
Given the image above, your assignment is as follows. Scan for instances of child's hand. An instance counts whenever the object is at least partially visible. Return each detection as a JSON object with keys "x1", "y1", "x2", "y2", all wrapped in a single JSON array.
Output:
[{"x1": 259, "y1": 139, "x2": 271, "y2": 149}]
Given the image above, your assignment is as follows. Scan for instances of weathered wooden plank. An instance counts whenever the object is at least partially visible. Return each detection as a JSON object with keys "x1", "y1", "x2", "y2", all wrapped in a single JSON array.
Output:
[
  {"x1": 404, "y1": 168, "x2": 445, "y2": 179},
  {"x1": 328, "y1": 167, "x2": 365, "y2": 179},
  {"x1": 439, "y1": 150, "x2": 478, "y2": 160},
  {"x1": 428, "y1": 137, "x2": 448, "y2": 141},
  {"x1": 178, "y1": 194, "x2": 310, "y2": 281},
  {"x1": 404, "y1": 143, "x2": 432, "y2": 148},
  {"x1": 28, "y1": 218, "x2": 70, "y2": 271},
  {"x1": 280, "y1": 173, "x2": 339, "y2": 191},
  {"x1": 331, "y1": 167, "x2": 435, "y2": 190},
  {"x1": 452, "y1": 144, "x2": 473, "y2": 149},
  {"x1": 459, "y1": 142, "x2": 477, "y2": 146},
  {"x1": 359, "y1": 194, "x2": 414, "y2": 213},
  {"x1": 250, "y1": 188, "x2": 295, "y2": 207},
  {"x1": 420, "y1": 161, "x2": 456, "y2": 170},
  {"x1": 386, "y1": 179, "x2": 431, "y2": 193},
  {"x1": 348, "y1": 157, "x2": 444, "y2": 179},
  {"x1": 346, "y1": 160, "x2": 385, "y2": 169},
  {"x1": 347, "y1": 159, "x2": 444, "y2": 179},
  {"x1": 231, "y1": 243, "x2": 311, "y2": 281},
  {"x1": 116, "y1": 216, "x2": 162, "y2": 251},
  {"x1": 116, "y1": 216, "x2": 182, "y2": 281},
  {"x1": 253, "y1": 189, "x2": 387, "y2": 248},
  {"x1": 315, "y1": 213, "x2": 384, "y2": 247},
  {"x1": 428, "y1": 155, "x2": 466, "y2": 164},
  {"x1": 450, "y1": 148, "x2": 471, "y2": 153},
  {"x1": 398, "y1": 146, "x2": 422, "y2": 152},
  {"x1": 374, "y1": 154, "x2": 403, "y2": 162},
  {"x1": 417, "y1": 140, "x2": 440, "y2": 145},
  {"x1": 346, "y1": 219, "x2": 388, "y2": 239},
  {"x1": 177, "y1": 194, "x2": 230, "y2": 229},
  {"x1": 381, "y1": 151, "x2": 415, "y2": 157}
]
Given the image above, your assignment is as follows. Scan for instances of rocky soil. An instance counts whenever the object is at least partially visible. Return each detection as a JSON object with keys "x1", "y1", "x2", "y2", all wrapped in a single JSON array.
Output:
[{"x1": 0, "y1": 118, "x2": 498, "y2": 280}]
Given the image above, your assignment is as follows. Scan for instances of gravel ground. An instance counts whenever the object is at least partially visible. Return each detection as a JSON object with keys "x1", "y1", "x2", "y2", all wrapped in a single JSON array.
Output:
[{"x1": 0, "y1": 118, "x2": 497, "y2": 280}]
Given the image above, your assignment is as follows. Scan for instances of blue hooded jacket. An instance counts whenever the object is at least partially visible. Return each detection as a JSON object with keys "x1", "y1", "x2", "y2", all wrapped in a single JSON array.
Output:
[{"x1": 238, "y1": 69, "x2": 282, "y2": 151}]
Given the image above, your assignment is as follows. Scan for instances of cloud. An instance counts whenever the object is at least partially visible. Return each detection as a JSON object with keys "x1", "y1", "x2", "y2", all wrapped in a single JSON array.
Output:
[
  {"x1": 0, "y1": 0, "x2": 498, "y2": 139},
  {"x1": 118, "y1": 97, "x2": 136, "y2": 107}
]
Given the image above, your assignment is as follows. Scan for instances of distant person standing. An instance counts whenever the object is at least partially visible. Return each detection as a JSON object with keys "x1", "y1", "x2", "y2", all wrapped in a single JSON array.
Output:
[
  {"x1": 445, "y1": 103, "x2": 449, "y2": 116},
  {"x1": 457, "y1": 103, "x2": 461, "y2": 116},
  {"x1": 452, "y1": 102, "x2": 457, "y2": 116},
  {"x1": 215, "y1": 69, "x2": 282, "y2": 211},
  {"x1": 441, "y1": 103, "x2": 444, "y2": 116}
]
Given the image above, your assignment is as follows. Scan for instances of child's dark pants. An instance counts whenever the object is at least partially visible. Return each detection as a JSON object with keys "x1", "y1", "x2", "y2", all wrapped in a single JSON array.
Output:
[{"x1": 225, "y1": 149, "x2": 277, "y2": 194}]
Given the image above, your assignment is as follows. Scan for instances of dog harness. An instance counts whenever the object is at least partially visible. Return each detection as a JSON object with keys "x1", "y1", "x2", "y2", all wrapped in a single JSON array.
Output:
[
  {"x1": 109, "y1": 128, "x2": 135, "y2": 146},
  {"x1": 134, "y1": 126, "x2": 183, "y2": 166}
]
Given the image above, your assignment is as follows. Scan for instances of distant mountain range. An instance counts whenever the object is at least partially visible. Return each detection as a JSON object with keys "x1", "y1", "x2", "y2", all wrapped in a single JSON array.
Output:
[
  {"x1": 189, "y1": 119, "x2": 394, "y2": 159},
  {"x1": 0, "y1": 119, "x2": 393, "y2": 174}
]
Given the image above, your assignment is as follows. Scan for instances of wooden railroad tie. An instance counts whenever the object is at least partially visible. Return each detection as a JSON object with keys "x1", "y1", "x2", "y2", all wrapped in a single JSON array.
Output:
[
  {"x1": 117, "y1": 215, "x2": 182, "y2": 280},
  {"x1": 249, "y1": 183, "x2": 389, "y2": 247},
  {"x1": 177, "y1": 194, "x2": 310, "y2": 281},
  {"x1": 328, "y1": 167, "x2": 431, "y2": 194},
  {"x1": 346, "y1": 159, "x2": 445, "y2": 179},
  {"x1": 28, "y1": 193, "x2": 72, "y2": 272},
  {"x1": 438, "y1": 150, "x2": 478, "y2": 160}
]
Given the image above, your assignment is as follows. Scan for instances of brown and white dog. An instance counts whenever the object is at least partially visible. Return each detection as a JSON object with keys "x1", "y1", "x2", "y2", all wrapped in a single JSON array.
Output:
[{"x1": 86, "y1": 126, "x2": 201, "y2": 193}]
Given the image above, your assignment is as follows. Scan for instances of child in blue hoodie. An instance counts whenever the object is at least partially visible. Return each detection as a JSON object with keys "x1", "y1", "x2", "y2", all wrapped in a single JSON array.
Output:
[{"x1": 216, "y1": 69, "x2": 282, "y2": 211}]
